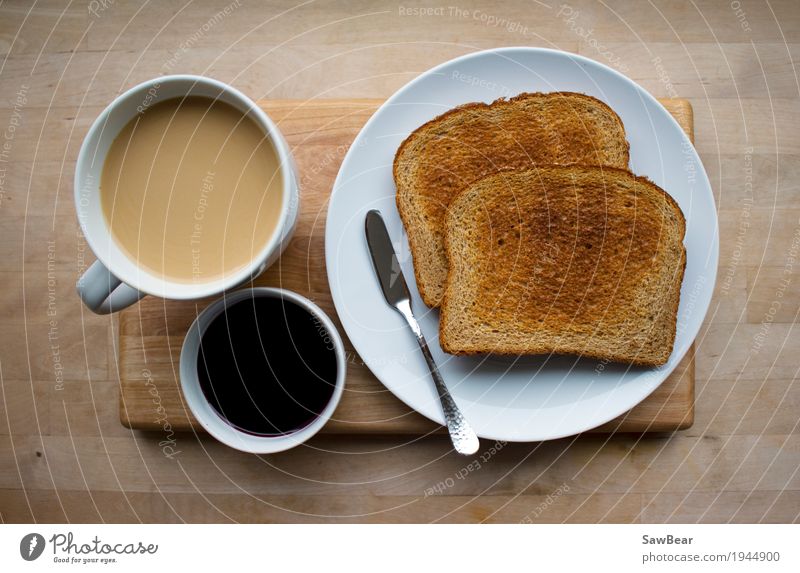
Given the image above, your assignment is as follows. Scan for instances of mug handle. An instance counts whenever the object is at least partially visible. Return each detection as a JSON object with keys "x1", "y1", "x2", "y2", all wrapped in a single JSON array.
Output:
[{"x1": 77, "y1": 260, "x2": 146, "y2": 314}]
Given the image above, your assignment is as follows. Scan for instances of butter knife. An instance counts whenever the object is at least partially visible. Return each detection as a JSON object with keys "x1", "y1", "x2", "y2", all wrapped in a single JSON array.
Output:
[{"x1": 365, "y1": 209, "x2": 480, "y2": 456}]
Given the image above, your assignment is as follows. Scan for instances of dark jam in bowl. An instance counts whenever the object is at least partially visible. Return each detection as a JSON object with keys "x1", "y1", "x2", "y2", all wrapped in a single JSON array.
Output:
[{"x1": 197, "y1": 296, "x2": 338, "y2": 436}]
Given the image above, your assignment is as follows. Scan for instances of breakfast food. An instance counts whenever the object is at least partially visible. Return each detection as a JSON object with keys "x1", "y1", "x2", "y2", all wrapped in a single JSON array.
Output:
[
  {"x1": 438, "y1": 166, "x2": 686, "y2": 366},
  {"x1": 394, "y1": 92, "x2": 630, "y2": 308}
]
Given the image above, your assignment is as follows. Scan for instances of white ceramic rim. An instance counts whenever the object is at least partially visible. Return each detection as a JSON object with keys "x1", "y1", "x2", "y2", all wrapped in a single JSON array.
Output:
[
  {"x1": 179, "y1": 287, "x2": 347, "y2": 454},
  {"x1": 325, "y1": 46, "x2": 719, "y2": 442},
  {"x1": 74, "y1": 74, "x2": 296, "y2": 300}
]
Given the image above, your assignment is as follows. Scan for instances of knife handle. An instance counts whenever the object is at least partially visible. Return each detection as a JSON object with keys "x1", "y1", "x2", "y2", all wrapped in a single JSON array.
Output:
[
  {"x1": 415, "y1": 335, "x2": 481, "y2": 456},
  {"x1": 394, "y1": 300, "x2": 480, "y2": 456}
]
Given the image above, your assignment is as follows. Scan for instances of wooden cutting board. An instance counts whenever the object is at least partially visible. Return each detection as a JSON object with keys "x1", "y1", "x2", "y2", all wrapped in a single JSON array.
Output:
[{"x1": 118, "y1": 98, "x2": 695, "y2": 436}]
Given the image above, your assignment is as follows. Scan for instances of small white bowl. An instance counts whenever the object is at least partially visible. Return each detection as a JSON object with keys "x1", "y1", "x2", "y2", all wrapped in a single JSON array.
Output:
[{"x1": 180, "y1": 287, "x2": 346, "y2": 453}]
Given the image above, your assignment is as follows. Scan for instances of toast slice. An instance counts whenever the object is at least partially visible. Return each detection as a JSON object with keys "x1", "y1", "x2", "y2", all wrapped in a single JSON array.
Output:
[
  {"x1": 394, "y1": 92, "x2": 630, "y2": 308},
  {"x1": 440, "y1": 166, "x2": 686, "y2": 366}
]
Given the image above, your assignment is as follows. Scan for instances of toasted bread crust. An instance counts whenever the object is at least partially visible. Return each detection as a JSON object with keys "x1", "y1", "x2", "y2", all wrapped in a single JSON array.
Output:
[
  {"x1": 394, "y1": 92, "x2": 630, "y2": 308},
  {"x1": 439, "y1": 165, "x2": 686, "y2": 366}
]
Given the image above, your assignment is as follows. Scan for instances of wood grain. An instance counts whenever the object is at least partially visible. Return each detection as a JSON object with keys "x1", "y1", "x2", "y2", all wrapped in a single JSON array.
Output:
[
  {"x1": 118, "y1": 98, "x2": 695, "y2": 436},
  {"x1": 2, "y1": 0, "x2": 798, "y2": 524}
]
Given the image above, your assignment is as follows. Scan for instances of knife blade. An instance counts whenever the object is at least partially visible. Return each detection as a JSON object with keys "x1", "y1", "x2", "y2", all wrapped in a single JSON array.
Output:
[{"x1": 365, "y1": 209, "x2": 410, "y2": 307}]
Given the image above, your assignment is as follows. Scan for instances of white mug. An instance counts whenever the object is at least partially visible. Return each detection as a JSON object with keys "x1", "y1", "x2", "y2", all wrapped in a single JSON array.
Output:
[
  {"x1": 74, "y1": 75, "x2": 299, "y2": 313},
  {"x1": 180, "y1": 288, "x2": 346, "y2": 453}
]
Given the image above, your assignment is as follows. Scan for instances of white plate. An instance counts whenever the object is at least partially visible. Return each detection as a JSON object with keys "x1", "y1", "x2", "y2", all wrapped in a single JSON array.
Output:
[{"x1": 325, "y1": 47, "x2": 718, "y2": 442}]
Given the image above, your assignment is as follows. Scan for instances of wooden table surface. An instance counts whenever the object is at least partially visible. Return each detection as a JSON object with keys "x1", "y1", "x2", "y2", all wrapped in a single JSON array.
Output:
[{"x1": 1, "y1": 0, "x2": 799, "y2": 524}]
